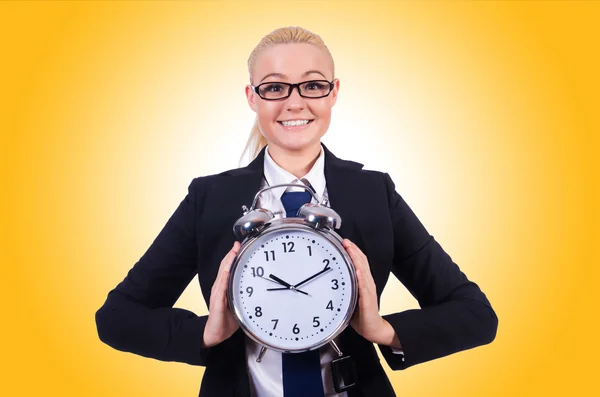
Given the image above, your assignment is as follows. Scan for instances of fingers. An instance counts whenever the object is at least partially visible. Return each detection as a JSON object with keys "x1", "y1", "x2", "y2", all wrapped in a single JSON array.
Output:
[
  {"x1": 205, "y1": 242, "x2": 242, "y2": 347},
  {"x1": 211, "y1": 241, "x2": 241, "y2": 307},
  {"x1": 342, "y1": 239, "x2": 370, "y2": 270},
  {"x1": 342, "y1": 238, "x2": 371, "y2": 277},
  {"x1": 221, "y1": 241, "x2": 241, "y2": 271},
  {"x1": 343, "y1": 239, "x2": 375, "y2": 295}
]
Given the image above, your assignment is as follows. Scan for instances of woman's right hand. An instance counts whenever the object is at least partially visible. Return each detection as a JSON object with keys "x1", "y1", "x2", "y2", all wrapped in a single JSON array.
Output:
[{"x1": 202, "y1": 241, "x2": 241, "y2": 348}]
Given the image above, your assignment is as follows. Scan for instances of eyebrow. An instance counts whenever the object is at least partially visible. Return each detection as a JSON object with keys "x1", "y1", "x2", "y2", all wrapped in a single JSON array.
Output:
[{"x1": 259, "y1": 70, "x2": 329, "y2": 83}]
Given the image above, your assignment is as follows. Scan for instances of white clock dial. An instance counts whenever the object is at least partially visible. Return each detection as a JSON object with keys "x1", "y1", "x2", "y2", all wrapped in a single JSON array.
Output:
[{"x1": 230, "y1": 227, "x2": 355, "y2": 352}]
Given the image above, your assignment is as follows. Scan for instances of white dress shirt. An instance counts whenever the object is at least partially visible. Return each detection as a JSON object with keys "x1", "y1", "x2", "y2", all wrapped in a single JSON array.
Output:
[{"x1": 245, "y1": 145, "x2": 347, "y2": 397}]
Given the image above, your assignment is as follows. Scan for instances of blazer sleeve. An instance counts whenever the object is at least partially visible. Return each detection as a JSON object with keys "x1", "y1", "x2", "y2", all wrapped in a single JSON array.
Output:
[
  {"x1": 95, "y1": 177, "x2": 211, "y2": 366},
  {"x1": 378, "y1": 173, "x2": 498, "y2": 370}
]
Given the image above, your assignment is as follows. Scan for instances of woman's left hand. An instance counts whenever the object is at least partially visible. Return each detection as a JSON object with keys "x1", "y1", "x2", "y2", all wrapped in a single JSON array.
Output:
[{"x1": 342, "y1": 238, "x2": 401, "y2": 348}]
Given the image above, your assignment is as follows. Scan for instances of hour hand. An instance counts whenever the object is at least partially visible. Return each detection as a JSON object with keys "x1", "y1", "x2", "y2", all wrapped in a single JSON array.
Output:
[
  {"x1": 269, "y1": 274, "x2": 292, "y2": 288},
  {"x1": 257, "y1": 275, "x2": 286, "y2": 286},
  {"x1": 267, "y1": 274, "x2": 309, "y2": 295}
]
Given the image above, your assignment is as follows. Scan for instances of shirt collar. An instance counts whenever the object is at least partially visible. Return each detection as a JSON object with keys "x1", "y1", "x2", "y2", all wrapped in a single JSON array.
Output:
[{"x1": 263, "y1": 145, "x2": 326, "y2": 201}]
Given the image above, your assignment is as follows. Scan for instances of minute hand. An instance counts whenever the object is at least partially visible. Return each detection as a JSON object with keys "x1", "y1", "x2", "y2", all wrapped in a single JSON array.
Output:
[{"x1": 294, "y1": 266, "x2": 332, "y2": 288}]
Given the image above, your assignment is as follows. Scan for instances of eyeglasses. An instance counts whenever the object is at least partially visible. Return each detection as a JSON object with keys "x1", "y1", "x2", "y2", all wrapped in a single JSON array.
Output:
[{"x1": 252, "y1": 80, "x2": 335, "y2": 100}]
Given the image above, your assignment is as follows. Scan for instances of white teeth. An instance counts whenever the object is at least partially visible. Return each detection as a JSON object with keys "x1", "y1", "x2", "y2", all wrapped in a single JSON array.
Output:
[{"x1": 281, "y1": 120, "x2": 310, "y2": 127}]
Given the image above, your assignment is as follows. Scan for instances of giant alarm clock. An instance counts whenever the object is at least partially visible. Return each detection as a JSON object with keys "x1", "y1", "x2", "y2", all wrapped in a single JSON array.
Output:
[{"x1": 228, "y1": 183, "x2": 358, "y2": 361}]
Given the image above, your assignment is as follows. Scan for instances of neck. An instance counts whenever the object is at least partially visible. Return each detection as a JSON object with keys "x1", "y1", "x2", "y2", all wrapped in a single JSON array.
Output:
[{"x1": 267, "y1": 144, "x2": 321, "y2": 179}]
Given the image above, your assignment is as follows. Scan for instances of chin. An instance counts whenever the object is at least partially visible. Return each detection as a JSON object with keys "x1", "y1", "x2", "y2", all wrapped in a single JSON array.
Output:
[{"x1": 275, "y1": 136, "x2": 322, "y2": 153}]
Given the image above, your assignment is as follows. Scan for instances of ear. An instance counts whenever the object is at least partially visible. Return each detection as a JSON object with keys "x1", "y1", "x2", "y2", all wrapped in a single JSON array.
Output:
[
  {"x1": 245, "y1": 85, "x2": 259, "y2": 113},
  {"x1": 330, "y1": 78, "x2": 340, "y2": 107}
]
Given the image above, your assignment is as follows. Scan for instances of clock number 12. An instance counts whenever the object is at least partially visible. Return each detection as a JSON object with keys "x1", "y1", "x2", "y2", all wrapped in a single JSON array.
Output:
[{"x1": 282, "y1": 242, "x2": 295, "y2": 253}]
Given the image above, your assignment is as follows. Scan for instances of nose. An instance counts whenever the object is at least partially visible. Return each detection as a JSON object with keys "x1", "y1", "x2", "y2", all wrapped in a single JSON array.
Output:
[{"x1": 285, "y1": 86, "x2": 306, "y2": 111}]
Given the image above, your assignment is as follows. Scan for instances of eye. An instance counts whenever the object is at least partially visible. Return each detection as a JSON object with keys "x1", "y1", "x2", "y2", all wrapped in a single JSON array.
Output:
[
  {"x1": 263, "y1": 83, "x2": 285, "y2": 92},
  {"x1": 305, "y1": 81, "x2": 327, "y2": 90}
]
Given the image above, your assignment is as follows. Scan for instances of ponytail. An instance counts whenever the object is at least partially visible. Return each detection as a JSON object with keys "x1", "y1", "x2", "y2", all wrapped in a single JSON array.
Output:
[{"x1": 239, "y1": 118, "x2": 267, "y2": 166}]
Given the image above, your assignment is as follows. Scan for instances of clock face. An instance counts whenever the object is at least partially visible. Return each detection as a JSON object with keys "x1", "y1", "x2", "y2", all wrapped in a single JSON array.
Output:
[{"x1": 229, "y1": 225, "x2": 356, "y2": 352}]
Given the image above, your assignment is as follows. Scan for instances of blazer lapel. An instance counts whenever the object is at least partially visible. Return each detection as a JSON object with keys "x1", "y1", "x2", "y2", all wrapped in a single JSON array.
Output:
[
  {"x1": 213, "y1": 148, "x2": 266, "y2": 247},
  {"x1": 222, "y1": 146, "x2": 266, "y2": 213},
  {"x1": 322, "y1": 144, "x2": 368, "y2": 253}
]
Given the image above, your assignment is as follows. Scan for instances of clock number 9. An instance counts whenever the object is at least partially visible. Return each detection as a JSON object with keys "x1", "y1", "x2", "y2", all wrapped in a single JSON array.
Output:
[{"x1": 246, "y1": 286, "x2": 253, "y2": 297}]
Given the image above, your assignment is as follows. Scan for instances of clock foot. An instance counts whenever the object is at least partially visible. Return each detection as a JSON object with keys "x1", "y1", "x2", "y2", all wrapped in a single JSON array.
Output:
[
  {"x1": 256, "y1": 345, "x2": 268, "y2": 363},
  {"x1": 329, "y1": 339, "x2": 343, "y2": 357}
]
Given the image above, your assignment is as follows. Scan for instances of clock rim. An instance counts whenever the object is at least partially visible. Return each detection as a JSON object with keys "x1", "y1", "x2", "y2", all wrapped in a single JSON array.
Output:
[{"x1": 227, "y1": 218, "x2": 358, "y2": 353}]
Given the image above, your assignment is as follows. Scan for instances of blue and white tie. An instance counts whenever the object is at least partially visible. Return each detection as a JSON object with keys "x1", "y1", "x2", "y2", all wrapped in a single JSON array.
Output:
[{"x1": 280, "y1": 189, "x2": 325, "y2": 397}]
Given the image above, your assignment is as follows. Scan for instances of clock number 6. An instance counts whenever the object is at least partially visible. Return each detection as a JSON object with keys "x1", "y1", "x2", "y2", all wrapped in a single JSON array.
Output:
[{"x1": 293, "y1": 324, "x2": 300, "y2": 334}]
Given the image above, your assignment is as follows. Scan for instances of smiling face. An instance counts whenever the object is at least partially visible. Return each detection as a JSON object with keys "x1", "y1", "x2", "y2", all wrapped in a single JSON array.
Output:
[{"x1": 246, "y1": 43, "x2": 339, "y2": 156}]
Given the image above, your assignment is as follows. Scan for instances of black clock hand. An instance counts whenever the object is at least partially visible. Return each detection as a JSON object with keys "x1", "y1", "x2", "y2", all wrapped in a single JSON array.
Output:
[
  {"x1": 293, "y1": 265, "x2": 332, "y2": 288},
  {"x1": 265, "y1": 287, "x2": 309, "y2": 296},
  {"x1": 257, "y1": 275, "x2": 284, "y2": 286},
  {"x1": 269, "y1": 274, "x2": 292, "y2": 288},
  {"x1": 268, "y1": 274, "x2": 309, "y2": 295}
]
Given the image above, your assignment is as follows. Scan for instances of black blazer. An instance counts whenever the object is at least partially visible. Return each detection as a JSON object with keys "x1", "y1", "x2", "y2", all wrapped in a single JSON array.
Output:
[{"x1": 95, "y1": 145, "x2": 498, "y2": 397}]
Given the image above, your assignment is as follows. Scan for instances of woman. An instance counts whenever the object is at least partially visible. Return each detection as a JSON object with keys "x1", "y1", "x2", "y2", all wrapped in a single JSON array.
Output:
[{"x1": 95, "y1": 26, "x2": 498, "y2": 397}]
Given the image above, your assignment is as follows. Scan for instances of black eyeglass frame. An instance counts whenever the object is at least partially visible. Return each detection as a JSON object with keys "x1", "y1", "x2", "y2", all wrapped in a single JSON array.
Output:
[{"x1": 251, "y1": 79, "x2": 335, "y2": 100}]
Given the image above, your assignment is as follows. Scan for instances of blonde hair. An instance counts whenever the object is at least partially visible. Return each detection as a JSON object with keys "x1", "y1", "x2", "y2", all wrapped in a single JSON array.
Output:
[{"x1": 240, "y1": 26, "x2": 335, "y2": 164}]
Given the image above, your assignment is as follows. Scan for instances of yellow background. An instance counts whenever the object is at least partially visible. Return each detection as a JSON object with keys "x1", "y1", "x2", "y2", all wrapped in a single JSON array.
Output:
[{"x1": 1, "y1": 0, "x2": 598, "y2": 396}]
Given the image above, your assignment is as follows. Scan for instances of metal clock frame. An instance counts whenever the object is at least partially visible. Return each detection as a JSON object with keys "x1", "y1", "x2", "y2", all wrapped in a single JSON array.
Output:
[{"x1": 227, "y1": 183, "x2": 358, "y2": 360}]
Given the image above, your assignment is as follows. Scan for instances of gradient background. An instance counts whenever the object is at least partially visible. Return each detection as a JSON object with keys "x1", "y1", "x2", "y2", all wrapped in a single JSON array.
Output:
[{"x1": 1, "y1": 0, "x2": 598, "y2": 396}]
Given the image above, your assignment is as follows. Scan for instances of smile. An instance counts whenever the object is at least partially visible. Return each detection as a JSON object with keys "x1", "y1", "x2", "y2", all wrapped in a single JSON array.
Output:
[{"x1": 277, "y1": 119, "x2": 314, "y2": 129}]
